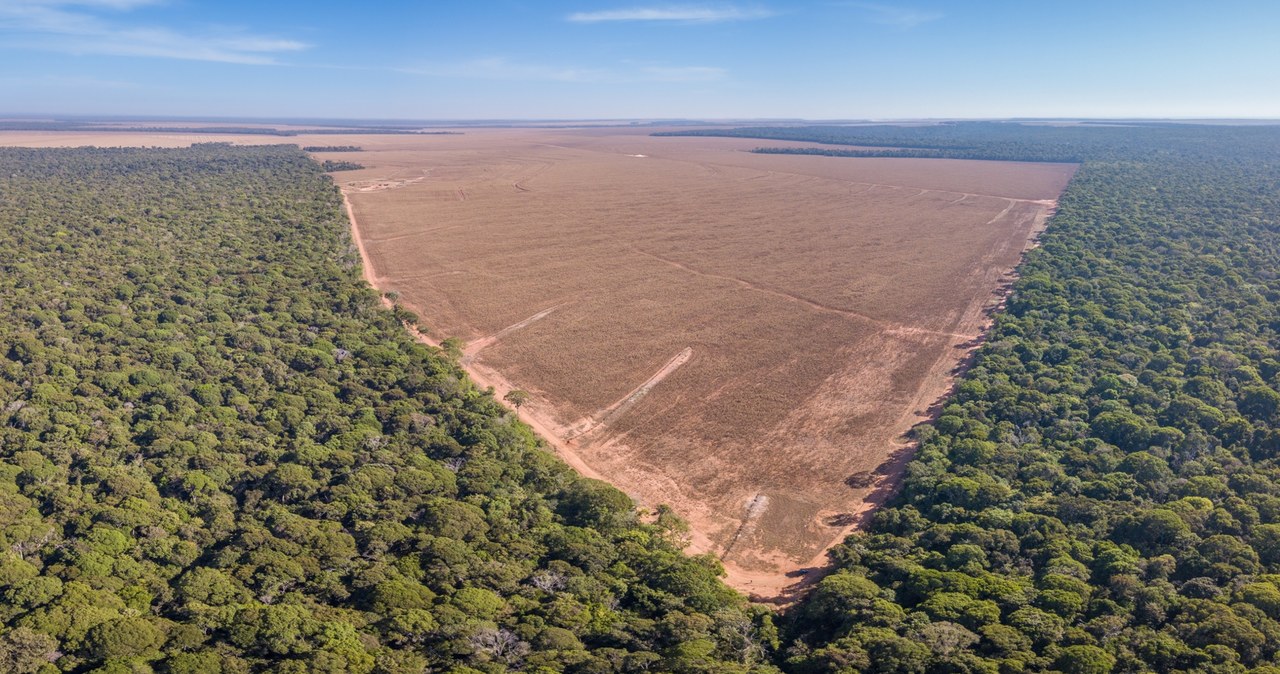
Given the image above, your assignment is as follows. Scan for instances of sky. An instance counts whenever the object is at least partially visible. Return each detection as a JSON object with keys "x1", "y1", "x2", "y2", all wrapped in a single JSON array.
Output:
[{"x1": 0, "y1": 0, "x2": 1278, "y2": 120}]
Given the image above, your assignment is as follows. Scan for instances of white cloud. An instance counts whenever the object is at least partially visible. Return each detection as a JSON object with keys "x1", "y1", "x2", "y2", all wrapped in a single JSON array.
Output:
[
  {"x1": 401, "y1": 58, "x2": 728, "y2": 84},
  {"x1": 566, "y1": 4, "x2": 774, "y2": 23},
  {"x1": 0, "y1": 0, "x2": 308, "y2": 64},
  {"x1": 841, "y1": 2, "x2": 942, "y2": 28}
]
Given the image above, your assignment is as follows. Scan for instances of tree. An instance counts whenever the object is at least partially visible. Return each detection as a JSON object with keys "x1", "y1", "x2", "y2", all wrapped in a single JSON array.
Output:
[
  {"x1": 0, "y1": 627, "x2": 59, "y2": 674},
  {"x1": 1056, "y1": 645, "x2": 1116, "y2": 674},
  {"x1": 84, "y1": 617, "x2": 165, "y2": 661},
  {"x1": 503, "y1": 389, "x2": 531, "y2": 411},
  {"x1": 440, "y1": 337, "x2": 464, "y2": 360}
]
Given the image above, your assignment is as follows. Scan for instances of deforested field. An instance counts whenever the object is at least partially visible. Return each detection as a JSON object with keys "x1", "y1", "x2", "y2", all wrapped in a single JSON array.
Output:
[{"x1": 331, "y1": 128, "x2": 1076, "y2": 594}]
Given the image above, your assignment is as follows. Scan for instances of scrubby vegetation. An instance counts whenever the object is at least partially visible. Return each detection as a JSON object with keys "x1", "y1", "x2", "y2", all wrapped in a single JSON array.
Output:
[
  {"x1": 304, "y1": 146, "x2": 363, "y2": 153},
  {"x1": 322, "y1": 160, "x2": 365, "y2": 172},
  {"x1": 0, "y1": 144, "x2": 774, "y2": 673}
]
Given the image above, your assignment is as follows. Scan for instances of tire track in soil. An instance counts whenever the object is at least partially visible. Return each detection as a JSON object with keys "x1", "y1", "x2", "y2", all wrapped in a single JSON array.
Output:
[
  {"x1": 342, "y1": 186, "x2": 609, "y2": 485},
  {"x1": 630, "y1": 246, "x2": 972, "y2": 340},
  {"x1": 720, "y1": 493, "x2": 770, "y2": 562},
  {"x1": 564, "y1": 347, "x2": 693, "y2": 444},
  {"x1": 983, "y1": 199, "x2": 1017, "y2": 226},
  {"x1": 631, "y1": 147, "x2": 1059, "y2": 204},
  {"x1": 630, "y1": 245, "x2": 886, "y2": 324},
  {"x1": 393, "y1": 270, "x2": 469, "y2": 283},
  {"x1": 463, "y1": 304, "x2": 565, "y2": 358},
  {"x1": 362, "y1": 224, "x2": 462, "y2": 244},
  {"x1": 510, "y1": 158, "x2": 553, "y2": 192}
]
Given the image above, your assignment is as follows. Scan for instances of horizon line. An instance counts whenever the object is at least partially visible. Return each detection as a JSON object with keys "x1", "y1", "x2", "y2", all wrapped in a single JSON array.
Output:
[{"x1": 3, "y1": 114, "x2": 1280, "y2": 125}]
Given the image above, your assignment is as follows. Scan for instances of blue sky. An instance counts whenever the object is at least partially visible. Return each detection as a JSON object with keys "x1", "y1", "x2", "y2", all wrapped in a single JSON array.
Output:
[{"x1": 1, "y1": 0, "x2": 1277, "y2": 120}]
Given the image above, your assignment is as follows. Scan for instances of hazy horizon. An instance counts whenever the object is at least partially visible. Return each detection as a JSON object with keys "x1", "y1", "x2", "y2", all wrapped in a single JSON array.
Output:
[{"x1": 6, "y1": 114, "x2": 1280, "y2": 126}]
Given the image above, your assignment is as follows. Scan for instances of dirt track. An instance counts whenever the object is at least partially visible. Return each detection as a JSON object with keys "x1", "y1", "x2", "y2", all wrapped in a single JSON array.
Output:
[
  {"x1": 565, "y1": 347, "x2": 694, "y2": 443},
  {"x1": 343, "y1": 188, "x2": 612, "y2": 484}
]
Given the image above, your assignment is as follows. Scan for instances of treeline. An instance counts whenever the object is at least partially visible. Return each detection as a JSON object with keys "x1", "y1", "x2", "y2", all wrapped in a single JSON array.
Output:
[
  {"x1": 656, "y1": 122, "x2": 1280, "y2": 163},
  {"x1": 304, "y1": 146, "x2": 363, "y2": 152},
  {"x1": 0, "y1": 121, "x2": 456, "y2": 136},
  {"x1": 0, "y1": 144, "x2": 775, "y2": 673},
  {"x1": 322, "y1": 160, "x2": 365, "y2": 172},
  {"x1": 751, "y1": 145, "x2": 1081, "y2": 163},
  {"x1": 751, "y1": 125, "x2": 1280, "y2": 672},
  {"x1": 0, "y1": 121, "x2": 303, "y2": 136}
]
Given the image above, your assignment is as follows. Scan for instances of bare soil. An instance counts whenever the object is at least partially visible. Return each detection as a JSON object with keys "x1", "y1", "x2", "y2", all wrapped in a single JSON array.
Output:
[{"x1": 334, "y1": 128, "x2": 1074, "y2": 600}]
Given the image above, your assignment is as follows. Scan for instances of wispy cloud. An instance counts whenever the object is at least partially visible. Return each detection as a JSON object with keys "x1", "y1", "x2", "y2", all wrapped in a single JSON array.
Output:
[
  {"x1": 638, "y1": 65, "x2": 726, "y2": 82},
  {"x1": 400, "y1": 57, "x2": 728, "y2": 84},
  {"x1": 0, "y1": 0, "x2": 308, "y2": 64},
  {"x1": 400, "y1": 58, "x2": 611, "y2": 83},
  {"x1": 841, "y1": 2, "x2": 942, "y2": 28},
  {"x1": 566, "y1": 4, "x2": 775, "y2": 23}
]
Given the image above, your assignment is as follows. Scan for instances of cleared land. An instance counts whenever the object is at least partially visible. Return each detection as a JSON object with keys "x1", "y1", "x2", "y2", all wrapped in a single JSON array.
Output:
[
  {"x1": 0, "y1": 127, "x2": 1075, "y2": 598},
  {"x1": 333, "y1": 129, "x2": 1075, "y2": 598}
]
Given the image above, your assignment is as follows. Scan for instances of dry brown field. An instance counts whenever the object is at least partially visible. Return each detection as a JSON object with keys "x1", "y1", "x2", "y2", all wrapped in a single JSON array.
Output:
[
  {"x1": 0, "y1": 127, "x2": 1075, "y2": 599},
  {"x1": 332, "y1": 128, "x2": 1075, "y2": 597}
]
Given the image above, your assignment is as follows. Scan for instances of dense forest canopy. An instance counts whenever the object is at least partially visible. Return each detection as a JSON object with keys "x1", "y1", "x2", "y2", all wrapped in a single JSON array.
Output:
[
  {"x1": 321, "y1": 160, "x2": 365, "y2": 172},
  {"x1": 7, "y1": 121, "x2": 1280, "y2": 673},
  {"x1": 655, "y1": 121, "x2": 1280, "y2": 163},
  {"x1": 0, "y1": 144, "x2": 773, "y2": 673}
]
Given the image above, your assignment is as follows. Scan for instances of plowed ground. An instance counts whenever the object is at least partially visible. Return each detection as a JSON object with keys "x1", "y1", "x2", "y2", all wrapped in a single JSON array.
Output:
[{"x1": 336, "y1": 128, "x2": 1075, "y2": 597}]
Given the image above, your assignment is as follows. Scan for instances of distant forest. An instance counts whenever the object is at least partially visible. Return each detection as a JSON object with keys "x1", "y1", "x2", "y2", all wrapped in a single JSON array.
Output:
[
  {"x1": 304, "y1": 146, "x2": 363, "y2": 152},
  {"x1": 0, "y1": 121, "x2": 463, "y2": 137},
  {"x1": 6, "y1": 121, "x2": 1280, "y2": 672},
  {"x1": 321, "y1": 160, "x2": 365, "y2": 172},
  {"x1": 656, "y1": 121, "x2": 1280, "y2": 163}
]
